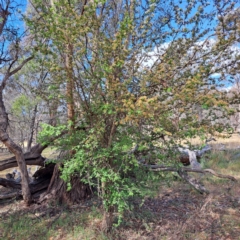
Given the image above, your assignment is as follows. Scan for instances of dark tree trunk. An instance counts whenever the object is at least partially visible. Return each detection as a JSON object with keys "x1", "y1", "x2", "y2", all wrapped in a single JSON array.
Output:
[
  {"x1": 0, "y1": 162, "x2": 92, "y2": 203},
  {"x1": 39, "y1": 164, "x2": 92, "y2": 204}
]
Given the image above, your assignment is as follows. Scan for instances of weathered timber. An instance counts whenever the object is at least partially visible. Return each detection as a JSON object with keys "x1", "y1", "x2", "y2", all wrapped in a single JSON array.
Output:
[
  {"x1": 144, "y1": 163, "x2": 237, "y2": 193},
  {"x1": 0, "y1": 144, "x2": 46, "y2": 171},
  {"x1": 177, "y1": 170, "x2": 209, "y2": 194},
  {"x1": 0, "y1": 163, "x2": 54, "y2": 199},
  {"x1": 0, "y1": 191, "x2": 21, "y2": 199},
  {"x1": 178, "y1": 145, "x2": 212, "y2": 167},
  {"x1": 0, "y1": 177, "x2": 51, "y2": 193},
  {"x1": 0, "y1": 153, "x2": 45, "y2": 171}
]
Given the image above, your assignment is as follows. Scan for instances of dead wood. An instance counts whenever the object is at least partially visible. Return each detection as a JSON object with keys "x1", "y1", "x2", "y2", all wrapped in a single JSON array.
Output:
[
  {"x1": 0, "y1": 177, "x2": 51, "y2": 196},
  {"x1": 177, "y1": 170, "x2": 209, "y2": 194},
  {"x1": 143, "y1": 163, "x2": 237, "y2": 193},
  {"x1": 178, "y1": 146, "x2": 211, "y2": 168},
  {"x1": 145, "y1": 164, "x2": 237, "y2": 181},
  {"x1": 0, "y1": 163, "x2": 55, "y2": 200},
  {"x1": 0, "y1": 153, "x2": 45, "y2": 171},
  {"x1": 0, "y1": 126, "x2": 87, "y2": 172},
  {"x1": 0, "y1": 178, "x2": 21, "y2": 189},
  {"x1": 0, "y1": 190, "x2": 21, "y2": 200}
]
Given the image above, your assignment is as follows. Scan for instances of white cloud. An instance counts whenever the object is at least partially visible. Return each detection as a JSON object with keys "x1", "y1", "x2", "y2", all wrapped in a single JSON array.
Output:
[
  {"x1": 140, "y1": 38, "x2": 240, "y2": 77},
  {"x1": 209, "y1": 73, "x2": 221, "y2": 78}
]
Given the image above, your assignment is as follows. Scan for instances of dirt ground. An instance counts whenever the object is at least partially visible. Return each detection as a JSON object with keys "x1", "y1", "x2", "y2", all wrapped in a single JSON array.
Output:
[{"x1": 0, "y1": 178, "x2": 240, "y2": 240}]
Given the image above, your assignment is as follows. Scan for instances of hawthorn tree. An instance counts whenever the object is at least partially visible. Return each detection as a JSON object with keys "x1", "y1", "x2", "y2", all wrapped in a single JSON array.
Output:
[{"x1": 18, "y1": 0, "x2": 240, "y2": 230}]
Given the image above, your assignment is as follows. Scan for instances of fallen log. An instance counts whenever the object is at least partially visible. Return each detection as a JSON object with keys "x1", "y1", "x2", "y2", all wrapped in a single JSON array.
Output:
[
  {"x1": 0, "y1": 178, "x2": 21, "y2": 189},
  {"x1": 142, "y1": 163, "x2": 237, "y2": 193},
  {"x1": 177, "y1": 170, "x2": 209, "y2": 194},
  {"x1": 0, "y1": 190, "x2": 21, "y2": 200},
  {"x1": 0, "y1": 144, "x2": 47, "y2": 171},
  {"x1": 143, "y1": 164, "x2": 237, "y2": 181},
  {"x1": 0, "y1": 177, "x2": 51, "y2": 195},
  {"x1": 0, "y1": 153, "x2": 45, "y2": 171},
  {"x1": 0, "y1": 163, "x2": 55, "y2": 199}
]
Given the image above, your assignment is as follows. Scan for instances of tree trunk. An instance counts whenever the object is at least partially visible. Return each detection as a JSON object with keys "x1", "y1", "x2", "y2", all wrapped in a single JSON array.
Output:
[
  {"x1": 39, "y1": 164, "x2": 92, "y2": 204},
  {"x1": 100, "y1": 181, "x2": 115, "y2": 232},
  {"x1": 65, "y1": 43, "x2": 75, "y2": 132},
  {"x1": 0, "y1": 90, "x2": 32, "y2": 205},
  {"x1": 1, "y1": 161, "x2": 92, "y2": 203},
  {"x1": 0, "y1": 142, "x2": 32, "y2": 205},
  {"x1": 27, "y1": 104, "x2": 38, "y2": 152},
  {"x1": 101, "y1": 205, "x2": 114, "y2": 233}
]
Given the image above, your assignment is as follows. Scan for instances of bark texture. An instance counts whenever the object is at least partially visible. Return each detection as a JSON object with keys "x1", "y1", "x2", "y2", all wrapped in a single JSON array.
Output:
[
  {"x1": 27, "y1": 104, "x2": 38, "y2": 152},
  {"x1": 101, "y1": 206, "x2": 115, "y2": 233},
  {"x1": 0, "y1": 151, "x2": 45, "y2": 171},
  {"x1": 0, "y1": 91, "x2": 32, "y2": 204},
  {"x1": 38, "y1": 164, "x2": 92, "y2": 204}
]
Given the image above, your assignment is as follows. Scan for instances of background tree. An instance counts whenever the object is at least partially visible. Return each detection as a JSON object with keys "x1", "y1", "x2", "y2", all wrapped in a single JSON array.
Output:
[{"x1": 0, "y1": 0, "x2": 33, "y2": 204}]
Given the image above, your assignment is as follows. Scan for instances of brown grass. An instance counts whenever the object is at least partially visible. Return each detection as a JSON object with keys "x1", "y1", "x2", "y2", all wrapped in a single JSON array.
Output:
[
  {"x1": 1, "y1": 177, "x2": 239, "y2": 240},
  {"x1": 189, "y1": 133, "x2": 240, "y2": 147},
  {"x1": 0, "y1": 141, "x2": 240, "y2": 239}
]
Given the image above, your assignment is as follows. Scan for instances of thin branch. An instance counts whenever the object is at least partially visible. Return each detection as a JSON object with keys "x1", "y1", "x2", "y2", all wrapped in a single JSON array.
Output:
[
  {"x1": 143, "y1": 164, "x2": 237, "y2": 181},
  {"x1": 1, "y1": 56, "x2": 34, "y2": 89}
]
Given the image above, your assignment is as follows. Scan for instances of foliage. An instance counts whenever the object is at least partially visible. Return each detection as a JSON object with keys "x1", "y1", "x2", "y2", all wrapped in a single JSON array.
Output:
[
  {"x1": 11, "y1": 94, "x2": 37, "y2": 118},
  {"x1": 27, "y1": 0, "x2": 240, "y2": 226}
]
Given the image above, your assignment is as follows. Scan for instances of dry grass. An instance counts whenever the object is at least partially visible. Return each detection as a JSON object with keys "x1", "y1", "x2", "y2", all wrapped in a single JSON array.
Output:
[
  {"x1": 1, "y1": 141, "x2": 240, "y2": 239},
  {"x1": 189, "y1": 133, "x2": 240, "y2": 147},
  {"x1": 1, "y1": 175, "x2": 239, "y2": 240}
]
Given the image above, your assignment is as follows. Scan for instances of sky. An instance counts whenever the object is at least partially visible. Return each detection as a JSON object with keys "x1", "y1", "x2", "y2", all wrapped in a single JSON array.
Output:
[
  {"x1": 7, "y1": 0, "x2": 27, "y2": 35},
  {"x1": 6, "y1": 0, "x2": 240, "y2": 90}
]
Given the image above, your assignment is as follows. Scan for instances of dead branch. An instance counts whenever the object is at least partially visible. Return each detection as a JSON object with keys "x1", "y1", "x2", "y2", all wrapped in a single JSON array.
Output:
[
  {"x1": 177, "y1": 170, "x2": 209, "y2": 194},
  {"x1": 0, "y1": 152, "x2": 45, "y2": 171},
  {"x1": 0, "y1": 176, "x2": 51, "y2": 200},
  {"x1": 0, "y1": 163, "x2": 55, "y2": 200},
  {"x1": 144, "y1": 164, "x2": 237, "y2": 181},
  {"x1": 0, "y1": 191, "x2": 21, "y2": 200},
  {"x1": 0, "y1": 178, "x2": 21, "y2": 189},
  {"x1": 142, "y1": 163, "x2": 236, "y2": 194},
  {"x1": 0, "y1": 125, "x2": 87, "y2": 172}
]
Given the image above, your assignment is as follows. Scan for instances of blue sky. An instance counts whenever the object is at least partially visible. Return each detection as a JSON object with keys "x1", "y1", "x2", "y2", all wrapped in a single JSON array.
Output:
[
  {"x1": 8, "y1": 0, "x2": 27, "y2": 34},
  {"x1": 9, "y1": 0, "x2": 240, "y2": 88}
]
